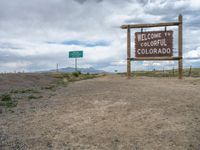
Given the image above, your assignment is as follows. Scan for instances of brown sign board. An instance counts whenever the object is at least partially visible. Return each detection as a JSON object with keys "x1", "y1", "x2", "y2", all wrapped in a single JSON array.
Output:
[{"x1": 135, "y1": 30, "x2": 173, "y2": 57}]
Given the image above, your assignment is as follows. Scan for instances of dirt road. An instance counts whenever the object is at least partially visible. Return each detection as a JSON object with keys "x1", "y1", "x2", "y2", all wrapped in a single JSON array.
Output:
[{"x1": 1, "y1": 76, "x2": 200, "y2": 150}]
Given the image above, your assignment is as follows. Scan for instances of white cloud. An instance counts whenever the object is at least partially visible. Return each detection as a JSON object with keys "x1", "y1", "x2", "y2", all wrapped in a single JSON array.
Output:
[
  {"x1": 0, "y1": 61, "x2": 31, "y2": 72},
  {"x1": 190, "y1": 0, "x2": 200, "y2": 9},
  {"x1": 184, "y1": 47, "x2": 200, "y2": 58},
  {"x1": 0, "y1": 0, "x2": 200, "y2": 72}
]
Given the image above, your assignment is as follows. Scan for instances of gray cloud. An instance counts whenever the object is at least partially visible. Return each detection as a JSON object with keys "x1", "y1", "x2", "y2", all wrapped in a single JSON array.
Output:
[
  {"x1": 0, "y1": 42, "x2": 23, "y2": 50},
  {"x1": 0, "y1": 0, "x2": 200, "y2": 72},
  {"x1": 74, "y1": 0, "x2": 87, "y2": 4},
  {"x1": 74, "y1": 0, "x2": 103, "y2": 4}
]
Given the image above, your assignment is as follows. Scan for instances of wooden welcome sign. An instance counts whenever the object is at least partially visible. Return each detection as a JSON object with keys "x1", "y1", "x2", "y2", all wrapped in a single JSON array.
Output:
[
  {"x1": 135, "y1": 30, "x2": 173, "y2": 57},
  {"x1": 121, "y1": 15, "x2": 183, "y2": 79}
]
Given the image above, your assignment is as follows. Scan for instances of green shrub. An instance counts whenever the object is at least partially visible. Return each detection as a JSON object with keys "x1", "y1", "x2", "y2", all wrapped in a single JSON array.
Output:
[
  {"x1": 72, "y1": 72, "x2": 80, "y2": 77},
  {"x1": 0, "y1": 94, "x2": 17, "y2": 108},
  {"x1": 1, "y1": 94, "x2": 12, "y2": 101}
]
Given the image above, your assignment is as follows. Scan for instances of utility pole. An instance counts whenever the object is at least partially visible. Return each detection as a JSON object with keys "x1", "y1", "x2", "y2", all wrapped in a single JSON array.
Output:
[
  {"x1": 188, "y1": 66, "x2": 192, "y2": 77},
  {"x1": 56, "y1": 64, "x2": 59, "y2": 72}
]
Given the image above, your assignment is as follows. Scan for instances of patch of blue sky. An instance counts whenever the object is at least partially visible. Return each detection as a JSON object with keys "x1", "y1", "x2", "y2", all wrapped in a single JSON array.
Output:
[{"x1": 47, "y1": 40, "x2": 110, "y2": 47}]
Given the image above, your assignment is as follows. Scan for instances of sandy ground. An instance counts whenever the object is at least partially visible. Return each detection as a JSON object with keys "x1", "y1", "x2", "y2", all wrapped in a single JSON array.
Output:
[{"x1": 1, "y1": 75, "x2": 200, "y2": 150}]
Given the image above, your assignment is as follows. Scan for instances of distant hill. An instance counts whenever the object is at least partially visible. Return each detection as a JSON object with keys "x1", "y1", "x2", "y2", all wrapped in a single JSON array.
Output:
[{"x1": 50, "y1": 67, "x2": 107, "y2": 74}]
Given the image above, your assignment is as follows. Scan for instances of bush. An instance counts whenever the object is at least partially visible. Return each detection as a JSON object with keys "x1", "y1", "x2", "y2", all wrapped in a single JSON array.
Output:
[
  {"x1": 0, "y1": 94, "x2": 17, "y2": 108},
  {"x1": 1, "y1": 94, "x2": 12, "y2": 101},
  {"x1": 72, "y1": 72, "x2": 81, "y2": 77}
]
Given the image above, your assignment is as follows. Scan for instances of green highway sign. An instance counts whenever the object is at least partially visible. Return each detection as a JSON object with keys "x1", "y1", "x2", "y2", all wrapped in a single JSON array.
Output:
[{"x1": 69, "y1": 51, "x2": 83, "y2": 58}]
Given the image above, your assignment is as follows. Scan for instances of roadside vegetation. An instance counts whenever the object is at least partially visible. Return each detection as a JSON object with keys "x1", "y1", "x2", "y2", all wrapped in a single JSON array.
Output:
[
  {"x1": 0, "y1": 94, "x2": 17, "y2": 109},
  {"x1": 52, "y1": 72, "x2": 103, "y2": 83},
  {"x1": 0, "y1": 72, "x2": 104, "y2": 112},
  {"x1": 118, "y1": 68, "x2": 200, "y2": 77}
]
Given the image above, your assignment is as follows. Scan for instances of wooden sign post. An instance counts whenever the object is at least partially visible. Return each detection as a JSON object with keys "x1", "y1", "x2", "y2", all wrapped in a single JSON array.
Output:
[
  {"x1": 121, "y1": 14, "x2": 183, "y2": 79},
  {"x1": 178, "y1": 15, "x2": 183, "y2": 79},
  {"x1": 127, "y1": 27, "x2": 131, "y2": 79}
]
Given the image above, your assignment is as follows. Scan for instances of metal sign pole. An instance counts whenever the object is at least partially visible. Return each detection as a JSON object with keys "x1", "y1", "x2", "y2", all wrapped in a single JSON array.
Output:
[
  {"x1": 75, "y1": 58, "x2": 77, "y2": 71},
  {"x1": 69, "y1": 51, "x2": 83, "y2": 72}
]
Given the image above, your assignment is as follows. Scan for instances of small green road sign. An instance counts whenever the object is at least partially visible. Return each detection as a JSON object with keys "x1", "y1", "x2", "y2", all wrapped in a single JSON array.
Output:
[
  {"x1": 69, "y1": 51, "x2": 83, "y2": 58},
  {"x1": 68, "y1": 51, "x2": 84, "y2": 72}
]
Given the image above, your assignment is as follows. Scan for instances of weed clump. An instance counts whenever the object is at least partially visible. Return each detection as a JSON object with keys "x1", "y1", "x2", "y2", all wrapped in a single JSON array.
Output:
[
  {"x1": 51, "y1": 72, "x2": 102, "y2": 84},
  {"x1": 1, "y1": 94, "x2": 12, "y2": 101},
  {"x1": 72, "y1": 71, "x2": 81, "y2": 77},
  {"x1": 0, "y1": 94, "x2": 17, "y2": 108},
  {"x1": 42, "y1": 85, "x2": 55, "y2": 90},
  {"x1": 11, "y1": 88, "x2": 39, "y2": 94},
  {"x1": 28, "y1": 95, "x2": 43, "y2": 100}
]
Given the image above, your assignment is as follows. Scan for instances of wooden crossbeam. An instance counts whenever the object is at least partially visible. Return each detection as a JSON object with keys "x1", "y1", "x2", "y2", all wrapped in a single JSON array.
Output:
[
  {"x1": 129, "y1": 57, "x2": 182, "y2": 61},
  {"x1": 121, "y1": 22, "x2": 180, "y2": 29}
]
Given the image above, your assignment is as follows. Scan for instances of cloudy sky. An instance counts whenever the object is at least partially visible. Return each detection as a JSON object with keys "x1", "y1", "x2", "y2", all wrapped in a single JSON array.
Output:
[{"x1": 0, "y1": 0, "x2": 200, "y2": 72}]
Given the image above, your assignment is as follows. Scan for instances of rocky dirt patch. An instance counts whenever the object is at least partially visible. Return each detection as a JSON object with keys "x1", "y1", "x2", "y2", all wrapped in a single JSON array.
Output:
[{"x1": 0, "y1": 75, "x2": 200, "y2": 149}]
